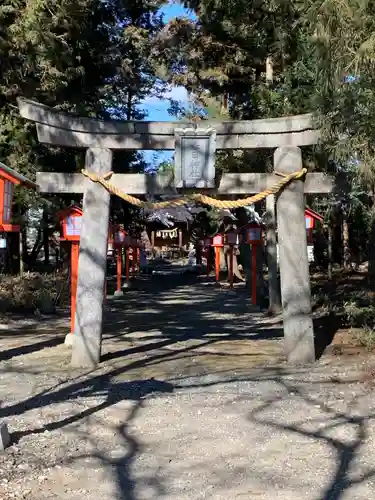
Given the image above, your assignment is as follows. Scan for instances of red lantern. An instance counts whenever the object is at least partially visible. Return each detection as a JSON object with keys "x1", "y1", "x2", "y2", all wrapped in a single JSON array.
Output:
[
  {"x1": 226, "y1": 227, "x2": 238, "y2": 246},
  {"x1": 246, "y1": 223, "x2": 262, "y2": 244},
  {"x1": 212, "y1": 234, "x2": 224, "y2": 247},
  {"x1": 305, "y1": 216, "x2": 314, "y2": 230},
  {"x1": 59, "y1": 205, "x2": 83, "y2": 242},
  {"x1": 305, "y1": 215, "x2": 314, "y2": 244}
]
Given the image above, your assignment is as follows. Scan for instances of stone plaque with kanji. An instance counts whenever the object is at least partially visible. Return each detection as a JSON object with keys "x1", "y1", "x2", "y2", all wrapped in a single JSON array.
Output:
[{"x1": 174, "y1": 127, "x2": 216, "y2": 188}]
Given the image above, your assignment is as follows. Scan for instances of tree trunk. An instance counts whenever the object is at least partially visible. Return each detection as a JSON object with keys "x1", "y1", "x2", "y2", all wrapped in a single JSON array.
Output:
[
  {"x1": 21, "y1": 227, "x2": 28, "y2": 264},
  {"x1": 196, "y1": 243, "x2": 203, "y2": 265},
  {"x1": 265, "y1": 194, "x2": 281, "y2": 314},
  {"x1": 42, "y1": 208, "x2": 50, "y2": 266},
  {"x1": 126, "y1": 90, "x2": 133, "y2": 120},
  {"x1": 28, "y1": 226, "x2": 43, "y2": 265},
  {"x1": 266, "y1": 56, "x2": 273, "y2": 84},
  {"x1": 342, "y1": 209, "x2": 351, "y2": 271},
  {"x1": 19, "y1": 231, "x2": 24, "y2": 277},
  {"x1": 328, "y1": 223, "x2": 333, "y2": 281},
  {"x1": 224, "y1": 246, "x2": 244, "y2": 281},
  {"x1": 368, "y1": 204, "x2": 375, "y2": 282}
]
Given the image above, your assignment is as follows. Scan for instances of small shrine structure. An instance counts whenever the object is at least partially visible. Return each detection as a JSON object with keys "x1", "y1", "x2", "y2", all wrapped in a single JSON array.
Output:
[{"x1": 0, "y1": 162, "x2": 37, "y2": 270}]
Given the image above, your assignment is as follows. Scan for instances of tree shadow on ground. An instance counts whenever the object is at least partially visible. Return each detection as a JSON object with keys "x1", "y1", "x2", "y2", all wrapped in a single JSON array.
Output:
[
  {"x1": 245, "y1": 371, "x2": 375, "y2": 500},
  {"x1": 10, "y1": 377, "x2": 173, "y2": 500},
  {"x1": 103, "y1": 274, "x2": 341, "y2": 363},
  {"x1": 3, "y1": 363, "x2": 374, "y2": 500},
  {"x1": 0, "y1": 274, "x2": 351, "y2": 498},
  {"x1": 314, "y1": 312, "x2": 343, "y2": 360},
  {"x1": 0, "y1": 335, "x2": 65, "y2": 362}
]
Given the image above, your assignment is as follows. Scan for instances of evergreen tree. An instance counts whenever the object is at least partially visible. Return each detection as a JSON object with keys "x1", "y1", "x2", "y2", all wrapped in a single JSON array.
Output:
[{"x1": 0, "y1": 0, "x2": 165, "y2": 262}]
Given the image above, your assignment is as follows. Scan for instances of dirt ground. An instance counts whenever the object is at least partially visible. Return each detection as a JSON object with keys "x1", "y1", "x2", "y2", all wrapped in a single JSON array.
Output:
[{"x1": 1, "y1": 273, "x2": 375, "y2": 500}]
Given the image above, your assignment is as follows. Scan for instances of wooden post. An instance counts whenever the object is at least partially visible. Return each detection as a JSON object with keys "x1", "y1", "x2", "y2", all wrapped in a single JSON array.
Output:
[
  {"x1": 206, "y1": 247, "x2": 210, "y2": 276},
  {"x1": 70, "y1": 241, "x2": 79, "y2": 334},
  {"x1": 275, "y1": 146, "x2": 315, "y2": 364},
  {"x1": 71, "y1": 148, "x2": 112, "y2": 368},
  {"x1": 19, "y1": 230, "x2": 24, "y2": 278},
  {"x1": 136, "y1": 247, "x2": 140, "y2": 273},
  {"x1": 131, "y1": 247, "x2": 135, "y2": 273},
  {"x1": 265, "y1": 194, "x2": 281, "y2": 313},
  {"x1": 229, "y1": 246, "x2": 234, "y2": 288},
  {"x1": 251, "y1": 244, "x2": 257, "y2": 305},
  {"x1": 178, "y1": 229, "x2": 183, "y2": 249},
  {"x1": 126, "y1": 247, "x2": 130, "y2": 281},
  {"x1": 328, "y1": 223, "x2": 333, "y2": 281},
  {"x1": 151, "y1": 231, "x2": 155, "y2": 251}
]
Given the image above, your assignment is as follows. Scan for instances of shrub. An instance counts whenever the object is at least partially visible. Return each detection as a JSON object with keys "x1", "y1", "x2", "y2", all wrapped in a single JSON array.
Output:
[
  {"x1": 353, "y1": 326, "x2": 375, "y2": 352},
  {"x1": 0, "y1": 272, "x2": 66, "y2": 314},
  {"x1": 343, "y1": 300, "x2": 375, "y2": 328}
]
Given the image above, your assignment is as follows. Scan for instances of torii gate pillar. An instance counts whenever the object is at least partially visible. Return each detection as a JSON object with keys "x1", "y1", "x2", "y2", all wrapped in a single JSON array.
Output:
[
  {"x1": 275, "y1": 146, "x2": 315, "y2": 364},
  {"x1": 71, "y1": 148, "x2": 112, "y2": 367}
]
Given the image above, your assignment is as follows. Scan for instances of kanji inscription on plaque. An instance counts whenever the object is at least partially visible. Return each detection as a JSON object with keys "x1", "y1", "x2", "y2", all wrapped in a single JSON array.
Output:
[{"x1": 174, "y1": 127, "x2": 216, "y2": 188}]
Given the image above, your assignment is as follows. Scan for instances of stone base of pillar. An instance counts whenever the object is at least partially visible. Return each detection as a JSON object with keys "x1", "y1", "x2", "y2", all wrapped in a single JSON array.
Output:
[
  {"x1": 64, "y1": 333, "x2": 75, "y2": 347},
  {"x1": 267, "y1": 304, "x2": 282, "y2": 316},
  {"x1": 0, "y1": 421, "x2": 10, "y2": 451}
]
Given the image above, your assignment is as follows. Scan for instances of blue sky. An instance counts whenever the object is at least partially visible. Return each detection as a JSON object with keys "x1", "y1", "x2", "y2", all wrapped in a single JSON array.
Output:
[{"x1": 138, "y1": 1, "x2": 196, "y2": 169}]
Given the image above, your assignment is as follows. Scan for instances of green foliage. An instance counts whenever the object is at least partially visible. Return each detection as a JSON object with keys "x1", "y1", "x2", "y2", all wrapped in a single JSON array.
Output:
[
  {"x1": 155, "y1": 1, "x2": 316, "y2": 118},
  {"x1": 0, "y1": 0, "x2": 165, "y2": 218},
  {"x1": 353, "y1": 326, "x2": 375, "y2": 352},
  {"x1": 1, "y1": 0, "x2": 375, "y2": 279},
  {"x1": 306, "y1": 1, "x2": 375, "y2": 185},
  {"x1": 157, "y1": 159, "x2": 174, "y2": 174}
]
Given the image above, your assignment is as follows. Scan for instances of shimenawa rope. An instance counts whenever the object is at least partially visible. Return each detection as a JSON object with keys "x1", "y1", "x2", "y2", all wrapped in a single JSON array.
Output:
[{"x1": 81, "y1": 168, "x2": 307, "y2": 209}]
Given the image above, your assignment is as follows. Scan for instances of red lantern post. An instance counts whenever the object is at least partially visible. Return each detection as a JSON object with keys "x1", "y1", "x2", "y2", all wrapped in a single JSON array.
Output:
[
  {"x1": 245, "y1": 223, "x2": 263, "y2": 305},
  {"x1": 58, "y1": 205, "x2": 115, "y2": 331},
  {"x1": 212, "y1": 234, "x2": 224, "y2": 282},
  {"x1": 226, "y1": 228, "x2": 238, "y2": 289},
  {"x1": 58, "y1": 206, "x2": 83, "y2": 333}
]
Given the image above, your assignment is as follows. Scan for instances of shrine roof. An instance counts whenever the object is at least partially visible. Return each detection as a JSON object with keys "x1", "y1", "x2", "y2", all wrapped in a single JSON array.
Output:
[
  {"x1": 305, "y1": 206, "x2": 324, "y2": 221},
  {"x1": 145, "y1": 206, "x2": 203, "y2": 225},
  {"x1": 0, "y1": 161, "x2": 37, "y2": 189},
  {"x1": 57, "y1": 204, "x2": 83, "y2": 218}
]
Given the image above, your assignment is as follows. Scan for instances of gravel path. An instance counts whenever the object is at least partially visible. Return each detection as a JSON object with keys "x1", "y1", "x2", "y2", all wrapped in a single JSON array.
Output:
[{"x1": 1, "y1": 276, "x2": 375, "y2": 500}]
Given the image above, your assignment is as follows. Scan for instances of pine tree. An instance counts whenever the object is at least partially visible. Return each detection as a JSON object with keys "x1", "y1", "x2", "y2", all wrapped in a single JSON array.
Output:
[{"x1": 0, "y1": 0, "x2": 165, "y2": 262}]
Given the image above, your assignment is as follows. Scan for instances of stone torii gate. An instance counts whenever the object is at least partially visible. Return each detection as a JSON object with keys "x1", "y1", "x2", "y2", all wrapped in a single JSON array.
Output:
[{"x1": 17, "y1": 98, "x2": 334, "y2": 368}]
